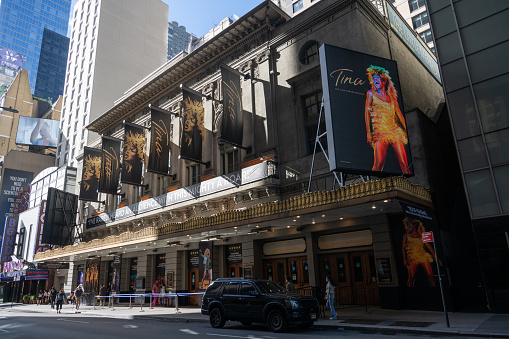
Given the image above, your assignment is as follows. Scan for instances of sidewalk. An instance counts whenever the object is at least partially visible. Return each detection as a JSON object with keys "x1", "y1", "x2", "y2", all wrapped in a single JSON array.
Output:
[{"x1": 2, "y1": 302, "x2": 508, "y2": 338}]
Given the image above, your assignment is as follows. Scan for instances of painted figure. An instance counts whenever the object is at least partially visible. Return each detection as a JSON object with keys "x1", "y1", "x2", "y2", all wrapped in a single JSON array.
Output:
[
  {"x1": 402, "y1": 218, "x2": 436, "y2": 287},
  {"x1": 364, "y1": 65, "x2": 410, "y2": 174}
]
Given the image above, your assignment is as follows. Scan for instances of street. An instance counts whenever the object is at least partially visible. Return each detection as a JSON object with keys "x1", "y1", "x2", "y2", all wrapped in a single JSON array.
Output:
[{"x1": 0, "y1": 311, "x2": 491, "y2": 339}]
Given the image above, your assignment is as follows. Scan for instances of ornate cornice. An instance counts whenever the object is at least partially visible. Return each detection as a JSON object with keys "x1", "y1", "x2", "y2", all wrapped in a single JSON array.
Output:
[{"x1": 35, "y1": 177, "x2": 430, "y2": 260}]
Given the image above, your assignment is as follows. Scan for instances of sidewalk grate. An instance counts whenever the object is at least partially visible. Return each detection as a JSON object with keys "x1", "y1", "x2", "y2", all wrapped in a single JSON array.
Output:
[
  {"x1": 389, "y1": 321, "x2": 435, "y2": 327},
  {"x1": 340, "y1": 319, "x2": 384, "y2": 325}
]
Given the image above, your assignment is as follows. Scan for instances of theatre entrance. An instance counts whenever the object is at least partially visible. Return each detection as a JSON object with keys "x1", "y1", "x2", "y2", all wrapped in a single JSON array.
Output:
[
  {"x1": 189, "y1": 268, "x2": 199, "y2": 306},
  {"x1": 263, "y1": 256, "x2": 310, "y2": 290},
  {"x1": 319, "y1": 250, "x2": 379, "y2": 305}
]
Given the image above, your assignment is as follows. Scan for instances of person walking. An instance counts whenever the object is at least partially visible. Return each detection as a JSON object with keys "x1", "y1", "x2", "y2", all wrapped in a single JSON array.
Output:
[
  {"x1": 74, "y1": 285, "x2": 83, "y2": 310},
  {"x1": 99, "y1": 284, "x2": 108, "y2": 306},
  {"x1": 325, "y1": 275, "x2": 337, "y2": 320},
  {"x1": 286, "y1": 277, "x2": 295, "y2": 293},
  {"x1": 56, "y1": 289, "x2": 66, "y2": 314},
  {"x1": 49, "y1": 287, "x2": 57, "y2": 309}
]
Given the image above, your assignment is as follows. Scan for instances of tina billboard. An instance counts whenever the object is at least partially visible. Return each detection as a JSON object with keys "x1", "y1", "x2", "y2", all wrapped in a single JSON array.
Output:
[{"x1": 319, "y1": 44, "x2": 413, "y2": 176}]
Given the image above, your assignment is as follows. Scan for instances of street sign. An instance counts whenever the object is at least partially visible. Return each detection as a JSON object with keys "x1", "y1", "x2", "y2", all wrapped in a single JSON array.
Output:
[{"x1": 422, "y1": 231, "x2": 434, "y2": 243}]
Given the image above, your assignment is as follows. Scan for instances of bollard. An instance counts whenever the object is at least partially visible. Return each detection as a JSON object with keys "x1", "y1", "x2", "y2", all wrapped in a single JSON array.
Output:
[
  {"x1": 93, "y1": 295, "x2": 96, "y2": 310},
  {"x1": 150, "y1": 293, "x2": 153, "y2": 309},
  {"x1": 110, "y1": 296, "x2": 115, "y2": 311},
  {"x1": 129, "y1": 294, "x2": 132, "y2": 309},
  {"x1": 140, "y1": 294, "x2": 144, "y2": 312},
  {"x1": 175, "y1": 292, "x2": 181, "y2": 314}
]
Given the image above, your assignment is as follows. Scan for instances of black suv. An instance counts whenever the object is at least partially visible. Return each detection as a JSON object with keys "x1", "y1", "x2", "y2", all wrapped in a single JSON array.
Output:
[{"x1": 201, "y1": 278, "x2": 320, "y2": 332}]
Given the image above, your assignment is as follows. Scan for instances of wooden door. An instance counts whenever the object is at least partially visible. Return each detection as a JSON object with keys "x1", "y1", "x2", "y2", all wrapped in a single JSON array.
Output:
[
  {"x1": 227, "y1": 263, "x2": 243, "y2": 278},
  {"x1": 349, "y1": 251, "x2": 379, "y2": 305},
  {"x1": 263, "y1": 259, "x2": 286, "y2": 286},
  {"x1": 189, "y1": 268, "x2": 199, "y2": 306},
  {"x1": 287, "y1": 256, "x2": 310, "y2": 290}
]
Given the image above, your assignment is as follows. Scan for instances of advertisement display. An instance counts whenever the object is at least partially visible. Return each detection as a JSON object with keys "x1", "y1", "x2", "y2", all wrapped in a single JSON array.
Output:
[
  {"x1": 198, "y1": 241, "x2": 213, "y2": 290},
  {"x1": 79, "y1": 147, "x2": 102, "y2": 201},
  {"x1": 15, "y1": 116, "x2": 59, "y2": 147},
  {"x1": 0, "y1": 217, "x2": 18, "y2": 266},
  {"x1": 34, "y1": 200, "x2": 50, "y2": 254},
  {"x1": 0, "y1": 48, "x2": 24, "y2": 97},
  {"x1": 42, "y1": 187, "x2": 79, "y2": 246},
  {"x1": 220, "y1": 65, "x2": 244, "y2": 147},
  {"x1": 110, "y1": 255, "x2": 121, "y2": 292},
  {"x1": 147, "y1": 107, "x2": 171, "y2": 175},
  {"x1": 181, "y1": 89, "x2": 204, "y2": 163},
  {"x1": 319, "y1": 44, "x2": 412, "y2": 176},
  {"x1": 84, "y1": 258, "x2": 100, "y2": 293},
  {"x1": 99, "y1": 137, "x2": 121, "y2": 194},
  {"x1": 121, "y1": 122, "x2": 145, "y2": 185}
]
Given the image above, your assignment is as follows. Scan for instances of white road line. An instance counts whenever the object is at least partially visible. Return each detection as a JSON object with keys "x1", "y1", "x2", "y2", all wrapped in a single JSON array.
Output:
[
  {"x1": 123, "y1": 325, "x2": 139, "y2": 328},
  {"x1": 206, "y1": 334, "x2": 263, "y2": 339},
  {"x1": 58, "y1": 319, "x2": 90, "y2": 324},
  {"x1": 180, "y1": 329, "x2": 199, "y2": 335}
]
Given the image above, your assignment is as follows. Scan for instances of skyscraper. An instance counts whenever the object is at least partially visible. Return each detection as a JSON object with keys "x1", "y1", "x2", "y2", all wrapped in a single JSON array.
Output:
[
  {"x1": 167, "y1": 21, "x2": 194, "y2": 60},
  {"x1": 57, "y1": 0, "x2": 168, "y2": 168},
  {"x1": 426, "y1": 0, "x2": 509, "y2": 312},
  {"x1": 0, "y1": 0, "x2": 72, "y2": 98}
]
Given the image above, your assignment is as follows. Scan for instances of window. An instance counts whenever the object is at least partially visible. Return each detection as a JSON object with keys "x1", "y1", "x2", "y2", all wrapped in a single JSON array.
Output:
[
  {"x1": 221, "y1": 149, "x2": 240, "y2": 175},
  {"x1": 412, "y1": 12, "x2": 429, "y2": 29},
  {"x1": 223, "y1": 282, "x2": 239, "y2": 295},
  {"x1": 240, "y1": 283, "x2": 256, "y2": 295},
  {"x1": 303, "y1": 90, "x2": 326, "y2": 154},
  {"x1": 299, "y1": 41, "x2": 319, "y2": 65},
  {"x1": 293, "y1": 0, "x2": 303, "y2": 13},
  {"x1": 419, "y1": 29, "x2": 433, "y2": 43},
  {"x1": 408, "y1": 0, "x2": 425, "y2": 12},
  {"x1": 187, "y1": 164, "x2": 201, "y2": 186}
]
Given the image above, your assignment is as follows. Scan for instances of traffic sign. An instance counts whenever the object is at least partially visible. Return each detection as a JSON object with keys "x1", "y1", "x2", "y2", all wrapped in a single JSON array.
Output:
[{"x1": 422, "y1": 231, "x2": 434, "y2": 243}]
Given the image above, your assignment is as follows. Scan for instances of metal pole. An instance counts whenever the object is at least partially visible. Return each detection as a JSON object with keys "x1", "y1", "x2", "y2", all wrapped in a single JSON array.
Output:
[
  {"x1": 175, "y1": 292, "x2": 180, "y2": 313},
  {"x1": 129, "y1": 293, "x2": 132, "y2": 309},
  {"x1": 150, "y1": 293, "x2": 153, "y2": 309},
  {"x1": 433, "y1": 239, "x2": 450, "y2": 328}
]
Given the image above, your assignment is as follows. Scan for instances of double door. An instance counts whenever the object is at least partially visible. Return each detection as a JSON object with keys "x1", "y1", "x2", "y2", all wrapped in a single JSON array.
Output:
[
  {"x1": 263, "y1": 256, "x2": 310, "y2": 290},
  {"x1": 227, "y1": 263, "x2": 243, "y2": 278},
  {"x1": 319, "y1": 250, "x2": 379, "y2": 305}
]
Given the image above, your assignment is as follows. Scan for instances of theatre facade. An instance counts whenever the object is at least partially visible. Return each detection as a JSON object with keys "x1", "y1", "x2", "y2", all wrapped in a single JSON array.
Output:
[{"x1": 35, "y1": 0, "x2": 462, "y2": 311}]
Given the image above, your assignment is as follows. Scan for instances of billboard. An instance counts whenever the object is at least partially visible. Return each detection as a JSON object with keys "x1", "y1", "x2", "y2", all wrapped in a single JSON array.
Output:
[
  {"x1": 34, "y1": 200, "x2": 50, "y2": 254},
  {"x1": 199, "y1": 241, "x2": 213, "y2": 290},
  {"x1": 0, "y1": 217, "x2": 18, "y2": 266},
  {"x1": 0, "y1": 48, "x2": 24, "y2": 97},
  {"x1": 84, "y1": 258, "x2": 100, "y2": 293},
  {"x1": 15, "y1": 116, "x2": 59, "y2": 148},
  {"x1": 319, "y1": 44, "x2": 412, "y2": 176},
  {"x1": 42, "y1": 187, "x2": 79, "y2": 246}
]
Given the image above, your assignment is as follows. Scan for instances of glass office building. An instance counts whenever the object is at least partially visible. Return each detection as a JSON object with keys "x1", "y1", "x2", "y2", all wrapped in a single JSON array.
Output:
[
  {"x1": 427, "y1": 0, "x2": 509, "y2": 312},
  {"x1": 34, "y1": 28, "x2": 69, "y2": 105},
  {"x1": 0, "y1": 0, "x2": 71, "y2": 98}
]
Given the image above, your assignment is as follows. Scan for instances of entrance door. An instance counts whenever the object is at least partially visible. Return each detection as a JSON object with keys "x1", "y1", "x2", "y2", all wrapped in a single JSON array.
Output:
[
  {"x1": 227, "y1": 263, "x2": 243, "y2": 278},
  {"x1": 189, "y1": 268, "x2": 199, "y2": 306},
  {"x1": 263, "y1": 259, "x2": 286, "y2": 286},
  {"x1": 287, "y1": 256, "x2": 310, "y2": 289}
]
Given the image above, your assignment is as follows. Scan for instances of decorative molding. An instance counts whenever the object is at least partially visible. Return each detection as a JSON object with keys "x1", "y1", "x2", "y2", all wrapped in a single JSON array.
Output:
[{"x1": 35, "y1": 177, "x2": 431, "y2": 260}]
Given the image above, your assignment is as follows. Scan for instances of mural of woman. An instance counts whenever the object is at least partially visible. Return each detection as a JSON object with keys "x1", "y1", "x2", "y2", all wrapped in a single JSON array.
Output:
[
  {"x1": 402, "y1": 218, "x2": 436, "y2": 287},
  {"x1": 364, "y1": 65, "x2": 410, "y2": 174}
]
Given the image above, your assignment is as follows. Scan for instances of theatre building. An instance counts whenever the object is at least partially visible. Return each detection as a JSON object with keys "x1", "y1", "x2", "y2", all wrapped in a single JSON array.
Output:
[{"x1": 35, "y1": 0, "x2": 480, "y2": 311}]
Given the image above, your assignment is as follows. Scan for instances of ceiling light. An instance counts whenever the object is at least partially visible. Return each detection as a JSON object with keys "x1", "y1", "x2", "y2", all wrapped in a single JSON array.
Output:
[
  {"x1": 312, "y1": 221, "x2": 316, "y2": 224},
  {"x1": 293, "y1": 219, "x2": 296, "y2": 222},
  {"x1": 296, "y1": 216, "x2": 301, "y2": 218},
  {"x1": 256, "y1": 225, "x2": 259, "y2": 228},
  {"x1": 384, "y1": 199, "x2": 389, "y2": 203},
  {"x1": 287, "y1": 225, "x2": 291, "y2": 228},
  {"x1": 372, "y1": 205, "x2": 376, "y2": 209},
  {"x1": 167, "y1": 241, "x2": 182, "y2": 247},
  {"x1": 340, "y1": 217, "x2": 344, "y2": 220},
  {"x1": 321, "y1": 214, "x2": 325, "y2": 217}
]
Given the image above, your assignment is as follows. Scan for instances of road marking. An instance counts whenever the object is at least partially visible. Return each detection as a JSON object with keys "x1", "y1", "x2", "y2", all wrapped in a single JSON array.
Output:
[
  {"x1": 180, "y1": 329, "x2": 199, "y2": 335},
  {"x1": 58, "y1": 319, "x2": 90, "y2": 324},
  {"x1": 123, "y1": 325, "x2": 138, "y2": 328},
  {"x1": 207, "y1": 334, "x2": 263, "y2": 339}
]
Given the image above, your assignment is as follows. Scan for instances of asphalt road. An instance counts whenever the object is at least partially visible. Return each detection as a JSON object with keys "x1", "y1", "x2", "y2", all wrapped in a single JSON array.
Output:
[{"x1": 0, "y1": 315, "x2": 491, "y2": 339}]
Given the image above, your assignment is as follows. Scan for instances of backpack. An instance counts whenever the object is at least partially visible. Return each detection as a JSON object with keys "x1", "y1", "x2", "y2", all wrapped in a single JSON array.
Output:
[
  {"x1": 57, "y1": 293, "x2": 64, "y2": 301},
  {"x1": 75, "y1": 288, "x2": 83, "y2": 297}
]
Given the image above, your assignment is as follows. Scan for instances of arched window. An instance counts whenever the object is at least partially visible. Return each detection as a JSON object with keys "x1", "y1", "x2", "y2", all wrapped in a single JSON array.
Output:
[{"x1": 299, "y1": 41, "x2": 319, "y2": 65}]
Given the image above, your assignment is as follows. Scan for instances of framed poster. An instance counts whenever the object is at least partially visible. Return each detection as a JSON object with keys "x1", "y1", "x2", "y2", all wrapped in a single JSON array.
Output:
[
  {"x1": 167, "y1": 271, "x2": 174, "y2": 289},
  {"x1": 243, "y1": 266, "x2": 253, "y2": 279},
  {"x1": 375, "y1": 257, "x2": 394, "y2": 283}
]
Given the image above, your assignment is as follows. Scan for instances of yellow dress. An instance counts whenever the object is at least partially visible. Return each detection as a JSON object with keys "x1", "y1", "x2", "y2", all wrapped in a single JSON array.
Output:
[
  {"x1": 405, "y1": 235, "x2": 434, "y2": 265},
  {"x1": 370, "y1": 94, "x2": 408, "y2": 144}
]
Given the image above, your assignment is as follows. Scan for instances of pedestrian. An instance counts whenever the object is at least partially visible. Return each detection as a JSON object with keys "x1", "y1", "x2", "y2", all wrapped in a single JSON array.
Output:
[
  {"x1": 75, "y1": 285, "x2": 83, "y2": 310},
  {"x1": 37, "y1": 290, "x2": 43, "y2": 305},
  {"x1": 49, "y1": 286, "x2": 57, "y2": 309},
  {"x1": 325, "y1": 275, "x2": 337, "y2": 320},
  {"x1": 286, "y1": 277, "x2": 295, "y2": 293},
  {"x1": 99, "y1": 284, "x2": 108, "y2": 306},
  {"x1": 43, "y1": 290, "x2": 49, "y2": 304},
  {"x1": 56, "y1": 288, "x2": 66, "y2": 314}
]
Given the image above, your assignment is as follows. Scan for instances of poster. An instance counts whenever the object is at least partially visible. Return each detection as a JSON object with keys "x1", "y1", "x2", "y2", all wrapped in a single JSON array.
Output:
[
  {"x1": 99, "y1": 137, "x2": 121, "y2": 194},
  {"x1": 79, "y1": 147, "x2": 101, "y2": 201},
  {"x1": 180, "y1": 88, "x2": 204, "y2": 163},
  {"x1": 84, "y1": 258, "x2": 100, "y2": 293},
  {"x1": 226, "y1": 244, "x2": 242, "y2": 264},
  {"x1": 147, "y1": 107, "x2": 171, "y2": 175},
  {"x1": 220, "y1": 65, "x2": 243, "y2": 147},
  {"x1": 319, "y1": 44, "x2": 412, "y2": 176},
  {"x1": 110, "y1": 255, "x2": 121, "y2": 292},
  {"x1": 121, "y1": 122, "x2": 145, "y2": 185},
  {"x1": 198, "y1": 241, "x2": 213, "y2": 290}
]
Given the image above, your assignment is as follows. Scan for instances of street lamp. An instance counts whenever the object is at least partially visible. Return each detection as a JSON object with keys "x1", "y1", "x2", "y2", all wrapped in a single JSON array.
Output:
[{"x1": 0, "y1": 106, "x2": 19, "y2": 113}]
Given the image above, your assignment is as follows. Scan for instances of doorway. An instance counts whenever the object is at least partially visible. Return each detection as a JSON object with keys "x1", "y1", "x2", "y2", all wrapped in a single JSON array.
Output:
[
  {"x1": 263, "y1": 256, "x2": 310, "y2": 290},
  {"x1": 227, "y1": 263, "x2": 243, "y2": 278},
  {"x1": 189, "y1": 268, "x2": 199, "y2": 306},
  {"x1": 319, "y1": 250, "x2": 379, "y2": 306}
]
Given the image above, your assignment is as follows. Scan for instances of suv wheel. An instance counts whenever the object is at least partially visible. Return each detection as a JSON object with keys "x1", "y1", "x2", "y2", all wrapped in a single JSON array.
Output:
[
  {"x1": 210, "y1": 308, "x2": 226, "y2": 328},
  {"x1": 267, "y1": 309, "x2": 288, "y2": 333}
]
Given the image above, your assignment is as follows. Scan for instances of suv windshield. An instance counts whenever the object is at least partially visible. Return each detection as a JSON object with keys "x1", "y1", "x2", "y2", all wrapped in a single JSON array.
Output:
[{"x1": 255, "y1": 280, "x2": 287, "y2": 294}]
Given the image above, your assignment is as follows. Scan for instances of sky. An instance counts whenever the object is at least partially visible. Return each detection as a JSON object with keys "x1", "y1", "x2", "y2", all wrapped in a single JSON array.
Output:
[{"x1": 69, "y1": 0, "x2": 265, "y2": 38}]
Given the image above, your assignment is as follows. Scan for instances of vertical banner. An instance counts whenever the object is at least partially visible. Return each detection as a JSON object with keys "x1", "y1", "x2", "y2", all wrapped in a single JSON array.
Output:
[
  {"x1": 220, "y1": 65, "x2": 243, "y2": 147},
  {"x1": 110, "y1": 255, "x2": 121, "y2": 292},
  {"x1": 98, "y1": 137, "x2": 121, "y2": 194},
  {"x1": 0, "y1": 217, "x2": 18, "y2": 266},
  {"x1": 79, "y1": 147, "x2": 102, "y2": 201},
  {"x1": 121, "y1": 123, "x2": 145, "y2": 185},
  {"x1": 198, "y1": 241, "x2": 213, "y2": 290},
  {"x1": 34, "y1": 200, "x2": 49, "y2": 254},
  {"x1": 181, "y1": 89, "x2": 204, "y2": 163},
  {"x1": 147, "y1": 107, "x2": 171, "y2": 175},
  {"x1": 84, "y1": 258, "x2": 100, "y2": 293}
]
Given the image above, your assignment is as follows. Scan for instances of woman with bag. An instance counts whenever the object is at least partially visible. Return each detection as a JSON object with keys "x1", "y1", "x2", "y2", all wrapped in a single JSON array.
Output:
[
  {"x1": 325, "y1": 275, "x2": 337, "y2": 320},
  {"x1": 56, "y1": 289, "x2": 66, "y2": 314}
]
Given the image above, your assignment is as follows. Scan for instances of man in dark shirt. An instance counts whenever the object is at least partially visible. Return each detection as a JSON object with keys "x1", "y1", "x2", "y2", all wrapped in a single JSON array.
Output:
[
  {"x1": 99, "y1": 284, "x2": 108, "y2": 306},
  {"x1": 75, "y1": 285, "x2": 83, "y2": 310},
  {"x1": 49, "y1": 287, "x2": 58, "y2": 309}
]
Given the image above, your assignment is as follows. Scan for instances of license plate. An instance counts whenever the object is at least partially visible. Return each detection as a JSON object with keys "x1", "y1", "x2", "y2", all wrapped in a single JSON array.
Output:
[{"x1": 310, "y1": 313, "x2": 316, "y2": 319}]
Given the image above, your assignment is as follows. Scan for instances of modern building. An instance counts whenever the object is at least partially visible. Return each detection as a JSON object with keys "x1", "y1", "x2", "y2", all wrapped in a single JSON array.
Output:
[
  {"x1": 57, "y1": 0, "x2": 169, "y2": 168},
  {"x1": 167, "y1": 21, "x2": 194, "y2": 60},
  {"x1": 426, "y1": 0, "x2": 509, "y2": 312},
  {"x1": 34, "y1": 29, "x2": 70, "y2": 106},
  {"x1": 34, "y1": 0, "x2": 481, "y2": 314},
  {"x1": 0, "y1": 0, "x2": 71, "y2": 98}
]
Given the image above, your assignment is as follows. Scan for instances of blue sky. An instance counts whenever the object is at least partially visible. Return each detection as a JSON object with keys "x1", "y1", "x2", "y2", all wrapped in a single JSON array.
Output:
[{"x1": 69, "y1": 0, "x2": 264, "y2": 38}]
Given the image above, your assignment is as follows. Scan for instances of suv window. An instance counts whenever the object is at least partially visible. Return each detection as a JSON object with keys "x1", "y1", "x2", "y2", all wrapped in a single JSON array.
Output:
[
  {"x1": 223, "y1": 282, "x2": 240, "y2": 295},
  {"x1": 240, "y1": 282, "x2": 256, "y2": 295},
  {"x1": 205, "y1": 281, "x2": 223, "y2": 295},
  {"x1": 255, "y1": 280, "x2": 286, "y2": 293}
]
